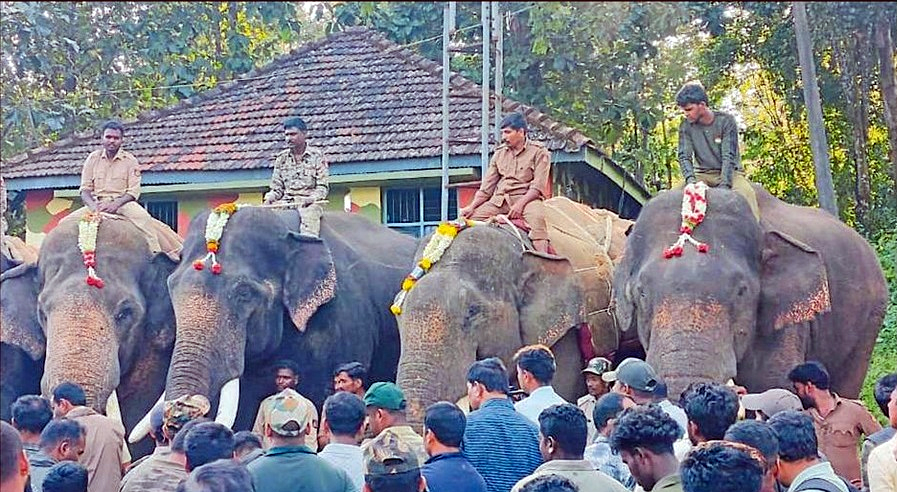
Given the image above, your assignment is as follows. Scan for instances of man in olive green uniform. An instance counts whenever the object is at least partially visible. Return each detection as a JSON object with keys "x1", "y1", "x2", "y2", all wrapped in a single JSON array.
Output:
[
  {"x1": 263, "y1": 116, "x2": 329, "y2": 237},
  {"x1": 675, "y1": 82, "x2": 759, "y2": 220},
  {"x1": 460, "y1": 112, "x2": 552, "y2": 253},
  {"x1": 362, "y1": 382, "x2": 429, "y2": 467}
]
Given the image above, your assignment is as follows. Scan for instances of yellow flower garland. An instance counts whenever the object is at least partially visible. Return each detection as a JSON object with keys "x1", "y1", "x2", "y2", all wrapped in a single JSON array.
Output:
[{"x1": 193, "y1": 202, "x2": 248, "y2": 274}]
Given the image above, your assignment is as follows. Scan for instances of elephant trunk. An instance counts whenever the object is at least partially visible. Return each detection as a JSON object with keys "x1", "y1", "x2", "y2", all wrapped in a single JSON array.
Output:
[
  {"x1": 41, "y1": 298, "x2": 120, "y2": 411},
  {"x1": 646, "y1": 298, "x2": 738, "y2": 399}
]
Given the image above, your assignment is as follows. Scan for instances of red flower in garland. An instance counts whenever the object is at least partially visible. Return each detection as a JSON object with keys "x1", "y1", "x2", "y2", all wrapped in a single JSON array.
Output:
[
  {"x1": 193, "y1": 260, "x2": 205, "y2": 271},
  {"x1": 211, "y1": 264, "x2": 222, "y2": 275}
]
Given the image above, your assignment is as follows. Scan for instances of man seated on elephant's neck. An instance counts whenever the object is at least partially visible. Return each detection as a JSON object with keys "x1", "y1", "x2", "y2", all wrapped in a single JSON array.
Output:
[
  {"x1": 252, "y1": 360, "x2": 319, "y2": 452},
  {"x1": 263, "y1": 116, "x2": 329, "y2": 238},
  {"x1": 513, "y1": 345, "x2": 568, "y2": 425},
  {"x1": 459, "y1": 112, "x2": 552, "y2": 254},
  {"x1": 675, "y1": 81, "x2": 759, "y2": 221},
  {"x1": 361, "y1": 382, "x2": 429, "y2": 468}
]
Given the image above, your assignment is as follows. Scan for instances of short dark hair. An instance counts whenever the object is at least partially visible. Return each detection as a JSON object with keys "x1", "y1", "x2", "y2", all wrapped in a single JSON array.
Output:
[
  {"x1": 272, "y1": 359, "x2": 300, "y2": 378},
  {"x1": 518, "y1": 474, "x2": 579, "y2": 492},
  {"x1": 539, "y1": 403, "x2": 588, "y2": 455},
  {"x1": 283, "y1": 117, "x2": 307, "y2": 132},
  {"x1": 610, "y1": 404, "x2": 681, "y2": 455},
  {"x1": 184, "y1": 422, "x2": 235, "y2": 471},
  {"x1": 500, "y1": 112, "x2": 528, "y2": 132},
  {"x1": 681, "y1": 383, "x2": 739, "y2": 440},
  {"x1": 873, "y1": 373, "x2": 897, "y2": 417},
  {"x1": 767, "y1": 410, "x2": 818, "y2": 462},
  {"x1": 680, "y1": 441, "x2": 764, "y2": 492},
  {"x1": 787, "y1": 361, "x2": 830, "y2": 390},
  {"x1": 40, "y1": 419, "x2": 85, "y2": 451},
  {"x1": 514, "y1": 345, "x2": 557, "y2": 385},
  {"x1": 333, "y1": 361, "x2": 367, "y2": 385},
  {"x1": 365, "y1": 469, "x2": 422, "y2": 492},
  {"x1": 232, "y1": 431, "x2": 262, "y2": 455},
  {"x1": 724, "y1": 420, "x2": 779, "y2": 469},
  {"x1": 11, "y1": 395, "x2": 53, "y2": 434},
  {"x1": 324, "y1": 392, "x2": 366, "y2": 436},
  {"x1": 593, "y1": 392, "x2": 629, "y2": 432},
  {"x1": 467, "y1": 358, "x2": 510, "y2": 394},
  {"x1": 0, "y1": 421, "x2": 23, "y2": 484},
  {"x1": 675, "y1": 82, "x2": 708, "y2": 107},
  {"x1": 101, "y1": 120, "x2": 125, "y2": 136},
  {"x1": 52, "y1": 382, "x2": 87, "y2": 407},
  {"x1": 178, "y1": 458, "x2": 253, "y2": 492},
  {"x1": 171, "y1": 417, "x2": 210, "y2": 453},
  {"x1": 424, "y1": 402, "x2": 466, "y2": 448},
  {"x1": 42, "y1": 461, "x2": 88, "y2": 492}
]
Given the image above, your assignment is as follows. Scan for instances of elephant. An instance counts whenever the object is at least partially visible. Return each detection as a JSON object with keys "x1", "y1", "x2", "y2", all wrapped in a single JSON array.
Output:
[
  {"x1": 153, "y1": 208, "x2": 417, "y2": 436},
  {"x1": 613, "y1": 184, "x2": 887, "y2": 399},
  {"x1": 1, "y1": 254, "x2": 43, "y2": 422},
  {"x1": 1, "y1": 217, "x2": 177, "y2": 457}
]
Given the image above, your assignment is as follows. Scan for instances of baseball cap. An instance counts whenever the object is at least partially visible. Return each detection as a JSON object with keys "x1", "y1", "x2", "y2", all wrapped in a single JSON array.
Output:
[
  {"x1": 363, "y1": 429, "x2": 420, "y2": 476},
  {"x1": 741, "y1": 389, "x2": 803, "y2": 418},
  {"x1": 582, "y1": 357, "x2": 612, "y2": 376},
  {"x1": 601, "y1": 358, "x2": 658, "y2": 392},
  {"x1": 267, "y1": 388, "x2": 312, "y2": 437},
  {"x1": 163, "y1": 395, "x2": 211, "y2": 433},
  {"x1": 364, "y1": 382, "x2": 406, "y2": 411}
]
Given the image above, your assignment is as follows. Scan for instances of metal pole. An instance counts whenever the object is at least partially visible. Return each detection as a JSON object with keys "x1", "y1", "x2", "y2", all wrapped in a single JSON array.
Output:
[
  {"x1": 492, "y1": 2, "x2": 503, "y2": 143},
  {"x1": 441, "y1": 2, "x2": 454, "y2": 222},
  {"x1": 481, "y1": 1, "x2": 491, "y2": 176}
]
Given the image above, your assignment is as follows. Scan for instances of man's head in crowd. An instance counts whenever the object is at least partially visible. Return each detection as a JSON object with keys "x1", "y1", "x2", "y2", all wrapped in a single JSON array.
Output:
[
  {"x1": 680, "y1": 440, "x2": 765, "y2": 492},
  {"x1": 1, "y1": 421, "x2": 30, "y2": 492},
  {"x1": 263, "y1": 389, "x2": 312, "y2": 448},
  {"x1": 272, "y1": 359, "x2": 301, "y2": 393},
  {"x1": 176, "y1": 459, "x2": 253, "y2": 492},
  {"x1": 363, "y1": 430, "x2": 425, "y2": 492},
  {"x1": 604, "y1": 358, "x2": 659, "y2": 404},
  {"x1": 724, "y1": 420, "x2": 780, "y2": 492},
  {"x1": 740, "y1": 388, "x2": 803, "y2": 421},
  {"x1": 149, "y1": 404, "x2": 168, "y2": 447},
  {"x1": 610, "y1": 404, "x2": 682, "y2": 491},
  {"x1": 423, "y1": 402, "x2": 465, "y2": 457},
  {"x1": 183, "y1": 422, "x2": 235, "y2": 472},
  {"x1": 538, "y1": 404, "x2": 588, "y2": 462},
  {"x1": 233, "y1": 431, "x2": 262, "y2": 460},
  {"x1": 873, "y1": 373, "x2": 897, "y2": 419},
  {"x1": 466, "y1": 357, "x2": 510, "y2": 410},
  {"x1": 40, "y1": 419, "x2": 86, "y2": 462},
  {"x1": 593, "y1": 392, "x2": 636, "y2": 437},
  {"x1": 364, "y1": 383, "x2": 409, "y2": 436},
  {"x1": 514, "y1": 344, "x2": 557, "y2": 394},
  {"x1": 170, "y1": 417, "x2": 210, "y2": 469},
  {"x1": 766, "y1": 410, "x2": 819, "y2": 487},
  {"x1": 518, "y1": 474, "x2": 578, "y2": 492},
  {"x1": 334, "y1": 362, "x2": 368, "y2": 396},
  {"x1": 163, "y1": 395, "x2": 212, "y2": 442},
  {"x1": 887, "y1": 387, "x2": 897, "y2": 429},
  {"x1": 51, "y1": 382, "x2": 87, "y2": 418},
  {"x1": 323, "y1": 391, "x2": 366, "y2": 440},
  {"x1": 581, "y1": 357, "x2": 612, "y2": 398},
  {"x1": 11, "y1": 395, "x2": 53, "y2": 441},
  {"x1": 42, "y1": 461, "x2": 88, "y2": 492},
  {"x1": 681, "y1": 382, "x2": 739, "y2": 444},
  {"x1": 787, "y1": 361, "x2": 831, "y2": 409}
]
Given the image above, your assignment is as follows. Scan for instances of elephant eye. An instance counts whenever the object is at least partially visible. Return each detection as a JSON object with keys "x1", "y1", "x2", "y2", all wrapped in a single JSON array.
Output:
[
  {"x1": 231, "y1": 282, "x2": 258, "y2": 304},
  {"x1": 115, "y1": 306, "x2": 134, "y2": 323}
]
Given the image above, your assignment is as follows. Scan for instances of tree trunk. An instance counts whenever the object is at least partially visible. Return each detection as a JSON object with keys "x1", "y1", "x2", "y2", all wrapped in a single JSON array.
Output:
[
  {"x1": 875, "y1": 18, "x2": 897, "y2": 195},
  {"x1": 793, "y1": 2, "x2": 840, "y2": 217},
  {"x1": 835, "y1": 32, "x2": 872, "y2": 231}
]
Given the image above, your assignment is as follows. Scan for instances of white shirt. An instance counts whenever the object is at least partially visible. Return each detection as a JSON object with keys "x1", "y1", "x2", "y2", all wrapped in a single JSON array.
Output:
[
  {"x1": 658, "y1": 399, "x2": 689, "y2": 438},
  {"x1": 318, "y1": 442, "x2": 364, "y2": 492},
  {"x1": 867, "y1": 434, "x2": 897, "y2": 492},
  {"x1": 515, "y1": 386, "x2": 569, "y2": 425}
]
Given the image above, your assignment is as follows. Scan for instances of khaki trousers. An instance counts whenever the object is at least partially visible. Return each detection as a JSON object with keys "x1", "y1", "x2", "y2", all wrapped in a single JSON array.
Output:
[
  {"x1": 679, "y1": 171, "x2": 760, "y2": 221},
  {"x1": 66, "y1": 201, "x2": 182, "y2": 259},
  {"x1": 469, "y1": 197, "x2": 549, "y2": 241}
]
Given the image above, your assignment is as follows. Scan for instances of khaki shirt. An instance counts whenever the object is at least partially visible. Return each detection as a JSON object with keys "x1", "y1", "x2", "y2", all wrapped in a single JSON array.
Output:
[
  {"x1": 475, "y1": 140, "x2": 551, "y2": 207},
  {"x1": 512, "y1": 459, "x2": 630, "y2": 492},
  {"x1": 67, "y1": 406, "x2": 125, "y2": 492},
  {"x1": 253, "y1": 392, "x2": 319, "y2": 451},
  {"x1": 264, "y1": 146, "x2": 329, "y2": 205},
  {"x1": 577, "y1": 394, "x2": 598, "y2": 444},
  {"x1": 79, "y1": 149, "x2": 141, "y2": 200},
  {"x1": 806, "y1": 394, "x2": 882, "y2": 486}
]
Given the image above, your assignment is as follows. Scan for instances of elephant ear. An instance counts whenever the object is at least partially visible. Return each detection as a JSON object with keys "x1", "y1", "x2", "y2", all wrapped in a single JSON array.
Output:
[
  {"x1": 0, "y1": 262, "x2": 45, "y2": 360},
  {"x1": 610, "y1": 244, "x2": 638, "y2": 334},
  {"x1": 282, "y1": 232, "x2": 337, "y2": 332},
  {"x1": 141, "y1": 253, "x2": 178, "y2": 350},
  {"x1": 518, "y1": 252, "x2": 585, "y2": 348},
  {"x1": 758, "y1": 230, "x2": 831, "y2": 333}
]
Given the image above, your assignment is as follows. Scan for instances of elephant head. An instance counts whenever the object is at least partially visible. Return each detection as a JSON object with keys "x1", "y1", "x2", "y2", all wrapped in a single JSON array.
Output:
[
  {"x1": 613, "y1": 188, "x2": 830, "y2": 397},
  {"x1": 1, "y1": 256, "x2": 44, "y2": 420},
  {"x1": 396, "y1": 225, "x2": 585, "y2": 425}
]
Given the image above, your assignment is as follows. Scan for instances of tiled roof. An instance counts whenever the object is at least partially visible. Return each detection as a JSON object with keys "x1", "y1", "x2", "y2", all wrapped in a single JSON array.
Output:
[{"x1": 2, "y1": 27, "x2": 630, "y2": 186}]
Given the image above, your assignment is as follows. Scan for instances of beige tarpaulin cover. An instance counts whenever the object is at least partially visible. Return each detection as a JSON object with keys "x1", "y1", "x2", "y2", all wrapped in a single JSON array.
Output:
[{"x1": 543, "y1": 196, "x2": 633, "y2": 356}]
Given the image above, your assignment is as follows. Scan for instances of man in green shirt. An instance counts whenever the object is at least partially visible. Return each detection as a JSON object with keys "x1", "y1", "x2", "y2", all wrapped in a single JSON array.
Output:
[{"x1": 675, "y1": 81, "x2": 759, "y2": 220}]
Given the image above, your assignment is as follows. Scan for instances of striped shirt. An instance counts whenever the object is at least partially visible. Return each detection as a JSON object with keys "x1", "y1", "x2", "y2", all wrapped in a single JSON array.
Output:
[{"x1": 463, "y1": 398, "x2": 543, "y2": 492}]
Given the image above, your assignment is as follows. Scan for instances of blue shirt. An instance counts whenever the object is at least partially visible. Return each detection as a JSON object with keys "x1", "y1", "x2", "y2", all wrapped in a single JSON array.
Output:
[
  {"x1": 463, "y1": 398, "x2": 543, "y2": 492},
  {"x1": 423, "y1": 452, "x2": 488, "y2": 492},
  {"x1": 584, "y1": 435, "x2": 636, "y2": 490}
]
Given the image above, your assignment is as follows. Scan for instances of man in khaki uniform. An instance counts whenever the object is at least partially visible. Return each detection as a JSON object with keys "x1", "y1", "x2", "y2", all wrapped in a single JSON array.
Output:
[
  {"x1": 68, "y1": 121, "x2": 181, "y2": 260},
  {"x1": 263, "y1": 116, "x2": 329, "y2": 237},
  {"x1": 460, "y1": 112, "x2": 552, "y2": 253},
  {"x1": 252, "y1": 360, "x2": 318, "y2": 451},
  {"x1": 577, "y1": 357, "x2": 612, "y2": 444}
]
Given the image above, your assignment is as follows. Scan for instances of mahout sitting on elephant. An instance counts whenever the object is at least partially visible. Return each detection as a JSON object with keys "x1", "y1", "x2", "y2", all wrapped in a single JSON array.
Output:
[{"x1": 613, "y1": 183, "x2": 887, "y2": 399}]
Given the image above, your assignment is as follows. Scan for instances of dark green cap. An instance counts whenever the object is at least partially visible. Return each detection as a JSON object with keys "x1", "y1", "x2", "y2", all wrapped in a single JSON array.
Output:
[{"x1": 363, "y1": 382, "x2": 406, "y2": 411}]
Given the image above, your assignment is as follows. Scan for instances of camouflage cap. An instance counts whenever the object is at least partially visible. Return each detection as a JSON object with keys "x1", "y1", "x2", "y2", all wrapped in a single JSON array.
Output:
[
  {"x1": 581, "y1": 357, "x2": 613, "y2": 376},
  {"x1": 163, "y1": 395, "x2": 211, "y2": 433},
  {"x1": 267, "y1": 388, "x2": 311, "y2": 437},
  {"x1": 363, "y1": 429, "x2": 420, "y2": 477}
]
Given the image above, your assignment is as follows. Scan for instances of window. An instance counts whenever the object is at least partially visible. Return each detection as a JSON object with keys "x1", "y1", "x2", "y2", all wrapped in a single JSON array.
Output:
[
  {"x1": 140, "y1": 200, "x2": 178, "y2": 231},
  {"x1": 383, "y1": 187, "x2": 457, "y2": 237}
]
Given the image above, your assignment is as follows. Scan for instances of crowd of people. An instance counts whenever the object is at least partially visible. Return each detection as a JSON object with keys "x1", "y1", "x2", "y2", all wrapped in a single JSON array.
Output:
[{"x1": 1, "y1": 345, "x2": 896, "y2": 492}]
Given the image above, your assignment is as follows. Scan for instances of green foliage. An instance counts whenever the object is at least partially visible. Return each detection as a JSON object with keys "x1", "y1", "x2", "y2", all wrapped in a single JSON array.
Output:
[{"x1": 861, "y1": 230, "x2": 897, "y2": 423}]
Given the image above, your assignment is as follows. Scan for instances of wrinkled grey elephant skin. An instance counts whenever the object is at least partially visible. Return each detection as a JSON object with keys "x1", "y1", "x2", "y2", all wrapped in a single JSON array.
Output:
[{"x1": 1, "y1": 254, "x2": 43, "y2": 422}]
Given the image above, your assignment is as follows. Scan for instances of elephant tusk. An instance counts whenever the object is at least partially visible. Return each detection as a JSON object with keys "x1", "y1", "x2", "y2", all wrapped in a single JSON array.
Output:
[
  {"x1": 215, "y1": 379, "x2": 240, "y2": 429},
  {"x1": 128, "y1": 392, "x2": 165, "y2": 444},
  {"x1": 106, "y1": 390, "x2": 123, "y2": 427}
]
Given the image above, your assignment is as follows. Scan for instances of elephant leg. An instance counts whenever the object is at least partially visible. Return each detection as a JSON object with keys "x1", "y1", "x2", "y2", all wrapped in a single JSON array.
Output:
[{"x1": 551, "y1": 329, "x2": 587, "y2": 403}]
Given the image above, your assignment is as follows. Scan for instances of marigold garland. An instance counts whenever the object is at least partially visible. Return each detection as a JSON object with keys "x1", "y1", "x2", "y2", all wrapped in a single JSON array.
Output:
[
  {"x1": 664, "y1": 182, "x2": 710, "y2": 259},
  {"x1": 78, "y1": 212, "x2": 104, "y2": 288},
  {"x1": 390, "y1": 218, "x2": 474, "y2": 315},
  {"x1": 193, "y1": 203, "x2": 247, "y2": 274}
]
